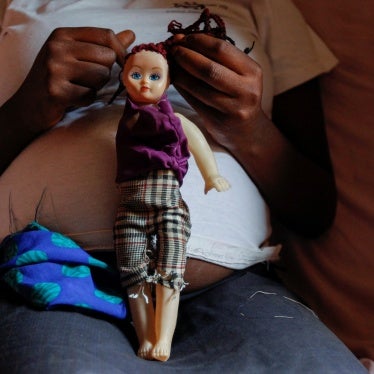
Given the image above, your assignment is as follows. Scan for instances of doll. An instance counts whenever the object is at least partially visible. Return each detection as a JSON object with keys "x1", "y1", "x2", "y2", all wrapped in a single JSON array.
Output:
[{"x1": 114, "y1": 10, "x2": 231, "y2": 362}]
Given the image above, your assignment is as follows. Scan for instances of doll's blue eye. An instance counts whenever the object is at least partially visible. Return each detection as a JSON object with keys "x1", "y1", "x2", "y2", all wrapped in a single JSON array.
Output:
[
  {"x1": 149, "y1": 73, "x2": 161, "y2": 81},
  {"x1": 131, "y1": 72, "x2": 142, "y2": 80}
]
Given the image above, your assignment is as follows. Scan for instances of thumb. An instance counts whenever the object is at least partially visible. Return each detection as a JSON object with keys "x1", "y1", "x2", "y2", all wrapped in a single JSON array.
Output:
[
  {"x1": 117, "y1": 29, "x2": 136, "y2": 49},
  {"x1": 114, "y1": 30, "x2": 135, "y2": 66}
]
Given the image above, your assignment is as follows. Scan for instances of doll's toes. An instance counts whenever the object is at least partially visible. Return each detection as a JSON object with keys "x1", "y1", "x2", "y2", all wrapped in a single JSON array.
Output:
[
  {"x1": 152, "y1": 341, "x2": 171, "y2": 362},
  {"x1": 137, "y1": 341, "x2": 154, "y2": 360}
]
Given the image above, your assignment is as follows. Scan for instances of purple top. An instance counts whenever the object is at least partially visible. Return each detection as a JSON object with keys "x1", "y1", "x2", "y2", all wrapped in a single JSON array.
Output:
[{"x1": 115, "y1": 94, "x2": 190, "y2": 185}]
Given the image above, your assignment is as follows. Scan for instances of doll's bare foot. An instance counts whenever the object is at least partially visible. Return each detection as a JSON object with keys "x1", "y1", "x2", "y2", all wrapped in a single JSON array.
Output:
[
  {"x1": 138, "y1": 340, "x2": 154, "y2": 360},
  {"x1": 152, "y1": 340, "x2": 171, "y2": 362}
]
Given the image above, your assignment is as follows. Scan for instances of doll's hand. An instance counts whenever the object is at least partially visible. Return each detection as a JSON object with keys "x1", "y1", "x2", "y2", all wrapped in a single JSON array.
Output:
[
  {"x1": 171, "y1": 34, "x2": 263, "y2": 152},
  {"x1": 205, "y1": 175, "x2": 231, "y2": 194},
  {"x1": 12, "y1": 27, "x2": 135, "y2": 134}
]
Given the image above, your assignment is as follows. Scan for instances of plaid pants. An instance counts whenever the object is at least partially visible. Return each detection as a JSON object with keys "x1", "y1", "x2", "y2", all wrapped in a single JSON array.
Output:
[{"x1": 114, "y1": 170, "x2": 191, "y2": 290}]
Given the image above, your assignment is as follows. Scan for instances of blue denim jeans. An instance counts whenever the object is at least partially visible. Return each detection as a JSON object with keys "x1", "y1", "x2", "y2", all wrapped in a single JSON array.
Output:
[{"x1": 0, "y1": 264, "x2": 366, "y2": 373}]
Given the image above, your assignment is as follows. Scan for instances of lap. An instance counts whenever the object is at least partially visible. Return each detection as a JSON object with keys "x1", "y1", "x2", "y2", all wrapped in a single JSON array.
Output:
[{"x1": 0, "y1": 268, "x2": 366, "y2": 374}]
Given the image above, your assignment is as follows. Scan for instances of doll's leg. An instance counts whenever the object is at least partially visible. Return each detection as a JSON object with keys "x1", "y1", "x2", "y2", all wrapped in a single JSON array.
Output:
[
  {"x1": 114, "y1": 183, "x2": 157, "y2": 360},
  {"x1": 152, "y1": 185, "x2": 190, "y2": 361},
  {"x1": 152, "y1": 283, "x2": 180, "y2": 362},
  {"x1": 127, "y1": 282, "x2": 156, "y2": 360}
]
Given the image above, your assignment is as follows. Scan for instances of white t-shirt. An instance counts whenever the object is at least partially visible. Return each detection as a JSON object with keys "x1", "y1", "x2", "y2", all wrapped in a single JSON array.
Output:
[{"x1": 0, "y1": 0, "x2": 337, "y2": 269}]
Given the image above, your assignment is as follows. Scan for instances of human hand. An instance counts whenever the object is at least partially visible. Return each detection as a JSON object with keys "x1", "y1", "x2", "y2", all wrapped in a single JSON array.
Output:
[
  {"x1": 204, "y1": 175, "x2": 231, "y2": 194},
  {"x1": 171, "y1": 34, "x2": 263, "y2": 151},
  {"x1": 13, "y1": 27, "x2": 135, "y2": 133}
]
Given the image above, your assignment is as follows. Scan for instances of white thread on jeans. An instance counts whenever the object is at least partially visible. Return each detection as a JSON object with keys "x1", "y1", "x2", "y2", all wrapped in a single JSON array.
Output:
[
  {"x1": 282, "y1": 296, "x2": 318, "y2": 318},
  {"x1": 249, "y1": 290, "x2": 277, "y2": 299}
]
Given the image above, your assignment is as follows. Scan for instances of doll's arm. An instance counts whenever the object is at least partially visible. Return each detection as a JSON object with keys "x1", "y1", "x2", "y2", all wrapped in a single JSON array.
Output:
[{"x1": 176, "y1": 113, "x2": 230, "y2": 194}]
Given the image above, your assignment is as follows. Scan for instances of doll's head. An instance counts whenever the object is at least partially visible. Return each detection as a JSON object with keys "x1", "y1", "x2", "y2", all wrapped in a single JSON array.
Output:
[
  {"x1": 109, "y1": 8, "x2": 239, "y2": 104},
  {"x1": 122, "y1": 43, "x2": 170, "y2": 105}
]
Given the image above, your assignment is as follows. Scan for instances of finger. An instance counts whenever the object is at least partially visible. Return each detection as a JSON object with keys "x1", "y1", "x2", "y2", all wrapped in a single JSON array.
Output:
[
  {"x1": 49, "y1": 79, "x2": 97, "y2": 108},
  {"x1": 116, "y1": 30, "x2": 136, "y2": 49},
  {"x1": 174, "y1": 34, "x2": 253, "y2": 75},
  {"x1": 213, "y1": 178, "x2": 230, "y2": 192},
  {"x1": 48, "y1": 39, "x2": 121, "y2": 90},
  {"x1": 219, "y1": 179, "x2": 231, "y2": 191},
  {"x1": 173, "y1": 46, "x2": 254, "y2": 100},
  {"x1": 107, "y1": 29, "x2": 135, "y2": 66},
  {"x1": 62, "y1": 40, "x2": 118, "y2": 68},
  {"x1": 172, "y1": 46, "x2": 242, "y2": 95},
  {"x1": 51, "y1": 27, "x2": 133, "y2": 66},
  {"x1": 68, "y1": 60, "x2": 112, "y2": 90},
  {"x1": 103, "y1": 29, "x2": 135, "y2": 66},
  {"x1": 173, "y1": 68, "x2": 238, "y2": 113}
]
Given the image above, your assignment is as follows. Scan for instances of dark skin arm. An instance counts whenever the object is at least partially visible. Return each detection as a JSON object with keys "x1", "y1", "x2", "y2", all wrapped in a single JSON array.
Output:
[
  {"x1": 171, "y1": 34, "x2": 337, "y2": 238},
  {"x1": 178, "y1": 35, "x2": 337, "y2": 291},
  {"x1": 0, "y1": 27, "x2": 135, "y2": 175}
]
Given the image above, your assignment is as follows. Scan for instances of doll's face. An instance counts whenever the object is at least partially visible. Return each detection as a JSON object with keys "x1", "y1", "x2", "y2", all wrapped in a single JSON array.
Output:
[{"x1": 123, "y1": 50, "x2": 170, "y2": 105}]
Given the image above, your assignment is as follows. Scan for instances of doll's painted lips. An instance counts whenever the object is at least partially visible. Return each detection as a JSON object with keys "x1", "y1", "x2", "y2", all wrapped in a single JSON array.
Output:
[{"x1": 141, "y1": 86, "x2": 150, "y2": 92}]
